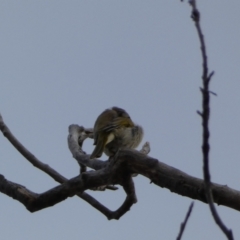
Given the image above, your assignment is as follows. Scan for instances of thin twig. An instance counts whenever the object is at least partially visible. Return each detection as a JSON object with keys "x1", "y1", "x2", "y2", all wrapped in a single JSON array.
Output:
[
  {"x1": 176, "y1": 202, "x2": 194, "y2": 240},
  {"x1": 189, "y1": 1, "x2": 234, "y2": 239}
]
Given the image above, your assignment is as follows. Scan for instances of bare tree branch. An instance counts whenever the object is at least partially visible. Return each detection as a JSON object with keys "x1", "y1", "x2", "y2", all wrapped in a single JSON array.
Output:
[
  {"x1": 0, "y1": 114, "x2": 123, "y2": 218},
  {"x1": 1, "y1": 111, "x2": 240, "y2": 222},
  {"x1": 176, "y1": 202, "x2": 194, "y2": 240},
  {"x1": 0, "y1": 152, "x2": 138, "y2": 219},
  {"x1": 68, "y1": 125, "x2": 240, "y2": 212},
  {"x1": 189, "y1": 0, "x2": 234, "y2": 239},
  {"x1": 0, "y1": 114, "x2": 62, "y2": 182}
]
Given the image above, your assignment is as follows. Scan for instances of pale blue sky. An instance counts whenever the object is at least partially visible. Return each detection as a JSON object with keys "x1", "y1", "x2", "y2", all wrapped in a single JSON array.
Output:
[{"x1": 0, "y1": 1, "x2": 240, "y2": 240}]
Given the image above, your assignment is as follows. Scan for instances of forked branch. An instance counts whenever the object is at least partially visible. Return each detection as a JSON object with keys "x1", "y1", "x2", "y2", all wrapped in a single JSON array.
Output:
[{"x1": 1, "y1": 116, "x2": 240, "y2": 219}]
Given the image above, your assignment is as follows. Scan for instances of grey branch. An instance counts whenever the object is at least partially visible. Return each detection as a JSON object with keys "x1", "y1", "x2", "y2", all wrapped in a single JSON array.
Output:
[
  {"x1": 0, "y1": 114, "x2": 132, "y2": 219},
  {"x1": 68, "y1": 124, "x2": 240, "y2": 212},
  {"x1": 0, "y1": 167, "x2": 136, "y2": 219},
  {"x1": 1, "y1": 115, "x2": 240, "y2": 219}
]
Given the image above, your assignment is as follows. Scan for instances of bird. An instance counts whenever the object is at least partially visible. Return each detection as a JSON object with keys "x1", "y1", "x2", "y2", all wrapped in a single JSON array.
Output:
[{"x1": 90, "y1": 107, "x2": 144, "y2": 159}]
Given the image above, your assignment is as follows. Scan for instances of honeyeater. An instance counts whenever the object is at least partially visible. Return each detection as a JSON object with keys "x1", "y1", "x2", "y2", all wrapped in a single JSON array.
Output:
[{"x1": 90, "y1": 107, "x2": 143, "y2": 159}]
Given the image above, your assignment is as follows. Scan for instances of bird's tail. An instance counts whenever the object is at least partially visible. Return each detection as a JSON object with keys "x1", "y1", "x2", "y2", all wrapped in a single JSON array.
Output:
[{"x1": 90, "y1": 141, "x2": 105, "y2": 159}]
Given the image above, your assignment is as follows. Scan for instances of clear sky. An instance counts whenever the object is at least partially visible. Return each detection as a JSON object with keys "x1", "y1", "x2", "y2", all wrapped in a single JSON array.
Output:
[{"x1": 0, "y1": 1, "x2": 240, "y2": 240}]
